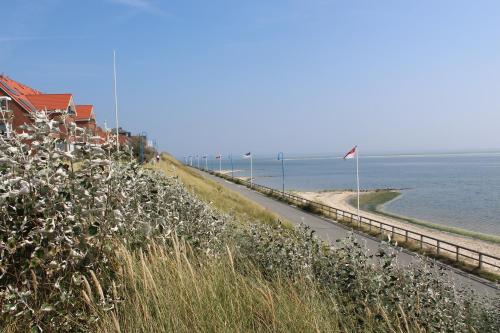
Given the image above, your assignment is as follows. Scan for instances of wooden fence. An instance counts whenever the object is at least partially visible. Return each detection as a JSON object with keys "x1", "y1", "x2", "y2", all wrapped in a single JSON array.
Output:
[{"x1": 196, "y1": 167, "x2": 500, "y2": 272}]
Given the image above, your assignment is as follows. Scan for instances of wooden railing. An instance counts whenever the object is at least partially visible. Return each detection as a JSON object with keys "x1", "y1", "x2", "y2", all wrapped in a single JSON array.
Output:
[{"x1": 194, "y1": 166, "x2": 500, "y2": 272}]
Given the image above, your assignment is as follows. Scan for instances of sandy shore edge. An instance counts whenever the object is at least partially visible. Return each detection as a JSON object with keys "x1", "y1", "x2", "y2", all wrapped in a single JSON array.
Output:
[
  {"x1": 218, "y1": 169, "x2": 242, "y2": 175},
  {"x1": 296, "y1": 190, "x2": 500, "y2": 262}
]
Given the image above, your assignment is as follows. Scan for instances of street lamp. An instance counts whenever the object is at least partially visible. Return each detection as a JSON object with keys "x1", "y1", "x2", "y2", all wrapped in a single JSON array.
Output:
[
  {"x1": 229, "y1": 153, "x2": 234, "y2": 178},
  {"x1": 277, "y1": 152, "x2": 285, "y2": 194},
  {"x1": 139, "y1": 131, "x2": 147, "y2": 163}
]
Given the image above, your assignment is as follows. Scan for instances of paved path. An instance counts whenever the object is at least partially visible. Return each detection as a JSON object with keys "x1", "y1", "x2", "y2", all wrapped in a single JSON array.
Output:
[{"x1": 192, "y1": 168, "x2": 500, "y2": 297}]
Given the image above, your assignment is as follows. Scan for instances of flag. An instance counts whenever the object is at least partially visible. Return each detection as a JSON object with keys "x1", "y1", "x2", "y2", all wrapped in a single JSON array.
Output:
[
  {"x1": 243, "y1": 152, "x2": 251, "y2": 158},
  {"x1": 343, "y1": 146, "x2": 357, "y2": 159},
  {"x1": 215, "y1": 154, "x2": 221, "y2": 159}
]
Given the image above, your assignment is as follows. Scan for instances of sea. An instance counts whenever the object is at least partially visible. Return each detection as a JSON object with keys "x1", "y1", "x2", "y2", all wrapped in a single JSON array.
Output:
[{"x1": 205, "y1": 153, "x2": 500, "y2": 236}]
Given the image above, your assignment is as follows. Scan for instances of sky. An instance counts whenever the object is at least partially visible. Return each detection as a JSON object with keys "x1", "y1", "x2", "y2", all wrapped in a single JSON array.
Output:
[{"x1": 2, "y1": 0, "x2": 500, "y2": 157}]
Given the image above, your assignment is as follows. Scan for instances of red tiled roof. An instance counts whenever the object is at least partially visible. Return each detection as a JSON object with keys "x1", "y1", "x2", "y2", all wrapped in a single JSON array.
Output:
[
  {"x1": 25, "y1": 94, "x2": 72, "y2": 111},
  {"x1": 75, "y1": 105, "x2": 94, "y2": 121},
  {"x1": 1, "y1": 75, "x2": 109, "y2": 144},
  {"x1": 0, "y1": 75, "x2": 39, "y2": 112},
  {"x1": 0, "y1": 75, "x2": 41, "y2": 96}
]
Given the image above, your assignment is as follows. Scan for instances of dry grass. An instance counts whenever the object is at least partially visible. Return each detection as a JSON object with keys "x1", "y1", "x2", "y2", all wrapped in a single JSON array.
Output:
[{"x1": 96, "y1": 241, "x2": 423, "y2": 333}]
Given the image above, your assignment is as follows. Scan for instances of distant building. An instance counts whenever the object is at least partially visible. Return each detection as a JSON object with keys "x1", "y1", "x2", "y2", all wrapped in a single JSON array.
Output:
[
  {"x1": 75, "y1": 105, "x2": 97, "y2": 131},
  {"x1": 0, "y1": 75, "x2": 40, "y2": 137},
  {"x1": 0, "y1": 75, "x2": 78, "y2": 150},
  {"x1": 24, "y1": 93, "x2": 76, "y2": 115},
  {"x1": 111, "y1": 127, "x2": 131, "y2": 146},
  {"x1": 0, "y1": 74, "x2": 132, "y2": 150},
  {"x1": 25, "y1": 93, "x2": 79, "y2": 150},
  {"x1": 94, "y1": 126, "x2": 109, "y2": 144},
  {"x1": 0, "y1": 75, "x2": 78, "y2": 146}
]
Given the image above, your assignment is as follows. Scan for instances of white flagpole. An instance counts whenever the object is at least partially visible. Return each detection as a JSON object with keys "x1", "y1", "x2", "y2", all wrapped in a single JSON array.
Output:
[
  {"x1": 356, "y1": 146, "x2": 360, "y2": 226},
  {"x1": 219, "y1": 155, "x2": 222, "y2": 173},
  {"x1": 250, "y1": 155, "x2": 253, "y2": 188},
  {"x1": 113, "y1": 50, "x2": 119, "y2": 149},
  {"x1": 205, "y1": 156, "x2": 208, "y2": 170}
]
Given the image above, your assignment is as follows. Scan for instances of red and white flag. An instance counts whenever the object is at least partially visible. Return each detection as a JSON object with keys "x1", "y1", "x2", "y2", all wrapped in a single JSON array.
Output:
[{"x1": 343, "y1": 146, "x2": 357, "y2": 159}]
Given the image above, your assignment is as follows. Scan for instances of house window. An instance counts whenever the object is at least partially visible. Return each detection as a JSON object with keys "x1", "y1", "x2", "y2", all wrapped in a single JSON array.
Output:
[{"x1": 0, "y1": 122, "x2": 10, "y2": 138}]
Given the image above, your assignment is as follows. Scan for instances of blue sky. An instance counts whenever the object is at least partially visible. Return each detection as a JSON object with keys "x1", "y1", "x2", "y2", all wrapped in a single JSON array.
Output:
[{"x1": 2, "y1": 0, "x2": 500, "y2": 157}]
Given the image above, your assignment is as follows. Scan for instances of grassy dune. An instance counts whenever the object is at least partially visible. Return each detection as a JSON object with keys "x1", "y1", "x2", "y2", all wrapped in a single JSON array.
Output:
[
  {"x1": 350, "y1": 190, "x2": 500, "y2": 244},
  {"x1": 153, "y1": 154, "x2": 288, "y2": 228}
]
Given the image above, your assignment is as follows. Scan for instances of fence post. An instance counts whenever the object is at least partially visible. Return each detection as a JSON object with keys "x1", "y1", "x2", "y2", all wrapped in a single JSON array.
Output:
[
  {"x1": 405, "y1": 230, "x2": 408, "y2": 243},
  {"x1": 437, "y1": 240, "x2": 440, "y2": 256},
  {"x1": 369, "y1": 219, "x2": 372, "y2": 232},
  {"x1": 420, "y1": 235, "x2": 423, "y2": 250},
  {"x1": 391, "y1": 226, "x2": 394, "y2": 239},
  {"x1": 478, "y1": 253, "x2": 483, "y2": 269},
  {"x1": 456, "y1": 247, "x2": 459, "y2": 262}
]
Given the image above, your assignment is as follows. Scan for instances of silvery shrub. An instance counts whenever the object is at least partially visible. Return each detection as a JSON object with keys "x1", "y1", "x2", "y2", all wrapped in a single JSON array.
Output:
[
  {"x1": 0, "y1": 112, "x2": 226, "y2": 331},
  {"x1": 236, "y1": 223, "x2": 500, "y2": 332}
]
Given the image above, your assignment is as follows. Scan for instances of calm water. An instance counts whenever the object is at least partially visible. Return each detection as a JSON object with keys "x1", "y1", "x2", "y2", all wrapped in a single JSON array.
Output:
[{"x1": 205, "y1": 153, "x2": 500, "y2": 236}]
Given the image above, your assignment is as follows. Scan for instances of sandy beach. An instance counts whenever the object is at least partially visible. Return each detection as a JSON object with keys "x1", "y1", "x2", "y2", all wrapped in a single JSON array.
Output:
[
  {"x1": 218, "y1": 169, "x2": 242, "y2": 175},
  {"x1": 297, "y1": 190, "x2": 500, "y2": 272}
]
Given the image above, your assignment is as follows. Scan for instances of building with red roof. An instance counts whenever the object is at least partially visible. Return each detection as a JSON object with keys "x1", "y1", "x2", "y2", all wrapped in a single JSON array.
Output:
[
  {"x1": 0, "y1": 75, "x2": 79, "y2": 151},
  {"x1": 75, "y1": 105, "x2": 94, "y2": 121},
  {"x1": 0, "y1": 75, "x2": 38, "y2": 136},
  {"x1": 94, "y1": 126, "x2": 108, "y2": 144},
  {"x1": 0, "y1": 76, "x2": 78, "y2": 116},
  {"x1": 25, "y1": 93, "x2": 76, "y2": 113},
  {"x1": 75, "y1": 104, "x2": 96, "y2": 131},
  {"x1": 0, "y1": 73, "x2": 131, "y2": 151}
]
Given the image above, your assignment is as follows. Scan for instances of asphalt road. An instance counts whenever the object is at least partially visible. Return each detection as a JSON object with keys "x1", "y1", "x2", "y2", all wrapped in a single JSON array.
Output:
[{"x1": 191, "y1": 167, "x2": 500, "y2": 298}]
